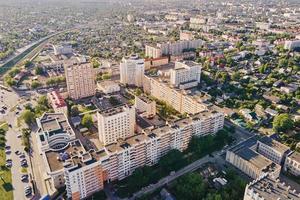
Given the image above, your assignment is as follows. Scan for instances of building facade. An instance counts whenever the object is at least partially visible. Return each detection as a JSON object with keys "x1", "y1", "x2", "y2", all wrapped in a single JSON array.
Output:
[
  {"x1": 120, "y1": 55, "x2": 145, "y2": 87},
  {"x1": 284, "y1": 151, "x2": 300, "y2": 176},
  {"x1": 65, "y1": 62, "x2": 96, "y2": 100},
  {"x1": 134, "y1": 95, "x2": 156, "y2": 118},
  {"x1": 97, "y1": 105, "x2": 136, "y2": 145}
]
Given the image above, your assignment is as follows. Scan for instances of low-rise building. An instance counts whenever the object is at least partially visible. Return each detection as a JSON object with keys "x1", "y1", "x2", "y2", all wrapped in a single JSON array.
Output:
[
  {"x1": 226, "y1": 137, "x2": 281, "y2": 179},
  {"x1": 97, "y1": 80, "x2": 120, "y2": 94},
  {"x1": 47, "y1": 91, "x2": 68, "y2": 116},
  {"x1": 36, "y1": 113, "x2": 76, "y2": 153},
  {"x1": 243, "y1": 173, "x2": 300, "y2": 200},
  {"x1": 284, "y1": 151, "x2": 300, "y2": 176},
  {"x1": 256, "y1": 136, "x2": 290, "y2": 165}
]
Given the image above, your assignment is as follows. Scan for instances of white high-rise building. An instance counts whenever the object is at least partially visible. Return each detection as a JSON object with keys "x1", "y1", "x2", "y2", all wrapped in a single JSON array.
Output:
[
  {"x1": 97, "y1": 105, "x2": 136, "y2": 145},
  {"x1": 170, "y1": 61, "x2": 201, "y2": 88},
  {"x1": 120, "y1": 55, "x2": 145, "y2": 87}
]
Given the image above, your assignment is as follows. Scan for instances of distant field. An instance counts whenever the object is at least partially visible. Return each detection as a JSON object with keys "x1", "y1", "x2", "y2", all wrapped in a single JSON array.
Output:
[{"x1": 0, "y1": 128, "x2": 13, "y2": 200}]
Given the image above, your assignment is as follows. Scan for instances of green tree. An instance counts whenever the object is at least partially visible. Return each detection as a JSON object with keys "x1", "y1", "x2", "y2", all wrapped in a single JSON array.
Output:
[
  {"x1": 24, "y1": 60, "x2": 32, "y2": 68},
  {"x1": 21, "y1": 110, "x2": 35, "y2": 125},
  {"x1": 31, "y1": 81, "x2": 41, "y2": 89},
  {"x1": 158, "y1": 149, "x2": 186, "y2": 173},
  {"x1": 273, "y1": 114, "x2": 294, "y2": 133},
  {"x1": 35, "y1": 67, "x2": 44, "y2": 75},
  {"x1": 70, "y1": 105, "x2": 80, "y2": 117},
  {"x1": 81, "y1": 114, "x2": 93, "y2": 129}
]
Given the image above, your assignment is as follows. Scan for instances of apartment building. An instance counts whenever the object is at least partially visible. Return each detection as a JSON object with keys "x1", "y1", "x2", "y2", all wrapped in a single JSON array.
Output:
[
  {"x1": 170, "y1": 61, "x2": 201, "y2": 89},
  {"x1": 144, "y1": 57, "x2": 169, "y2": 69},
  {"x1": 256, "y1": 136, "x2": 290, "y2": 165},
  {"x1": 120, "y1": 55, "x2": 145, "y2": 87},
  {"x1": 284, "y1": 151, "x2": 300, "y2": 176},
  {"x1": 65, "y1": 62, "x2": 96, "y2": 100},
  {"x1": 97, "y1": 105, "x2": 136, "y2": 145},
  {"x1": 180, "y1": 31, "x2": 194, "y2": 41},
  {"x1": 145, "y1": 45, "x2": 162, "y2": 59},
  {"x1": 145, "y1": 74, "x2": 207, "y2": 115},
  {"x1": 134, "y1": 95, "x2": 156, "y2": 118},
  {"x1": 40, "y1": 107, "x2": 224, "y2": 199},
  {"x1": 145, "y1": 39, "x2": 204, "y2": 58},
  {"x1": 97, "y1": 80, "x2": 120, "y2": 94},
  {"x1": 243, "y1": 173, "x2": 300, "y2": 200},
  {"x1": 226, "y1": 138, "x2": 281, "y2": 179},
  {"x1": 47, "y1": 91, "x2": 68, "y2": 116},
  {"x1": 53, "y1": 44, "x2": 72, "y2": 55},
  {"x1": 36, "y1": 113, "x2": 76, "y2": 153}
]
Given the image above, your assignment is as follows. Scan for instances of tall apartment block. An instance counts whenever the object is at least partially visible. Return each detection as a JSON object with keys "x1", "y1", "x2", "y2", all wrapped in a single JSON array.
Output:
[
  {"x1": 243, "y1": 173, "x2": 300, "y2": 200},
  {"x1": 120, "y1": 55, "x2": 145, "y2": 87},
  {"x1": 97, "y1": 105, "x2": 136, "y2": 145},
  {"x1": 170, "y1": 61, "x2": 201, "y2": 89},
  {"x1": 37, "y1": 108, "x2": 224, "y2": 200},
  {"x1": 65, "y1": 62, "x2": 96, "y2": 100}
]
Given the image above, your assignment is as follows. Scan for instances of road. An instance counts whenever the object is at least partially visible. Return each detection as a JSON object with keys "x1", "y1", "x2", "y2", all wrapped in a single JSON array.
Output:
[{"x1": 0, "y1": 88, "x2": 44, "y2": 200}]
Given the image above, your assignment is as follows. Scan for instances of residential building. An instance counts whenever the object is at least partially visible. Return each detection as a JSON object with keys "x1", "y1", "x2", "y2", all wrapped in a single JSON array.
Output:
[
  {"x1": 170, "y1": 61, "x2": 201, "y2": 88},
  {"x1": 134, "y1": 95, "x2": 156, "y2": 118},
  {"x1": 97, "y1": 105, "x2": 136, "y2": 145},
  {"x1": 180, "y1": 31, "x2": 194, "y2": 40},
  {"x1": 47, "y1": 91, "x2": 68, "y2": 116},
  {"x1": 243, "y1": 173, "x2": 300, "y2": 200},
  {"x1": 144, "y1": 57, "x2": 169, "y2": 69},
  {"x1": 120, "y1": 55, "x2": 145, "y2": 87},
  {"x1": 97, "y1": 80, "x2": 120, "y2": 94},
  {"x1": 143, "y1": 74, "x2": 207, "y2": 115},
  {"x1": 65, "y1": 62, "x2": 96, "y2": 100},
  {"x1": 54, "y1": 44, "x2": 73, "y2": 55},
  {"x1": 256, "y1": 136, "x2": 290, "y2": 165},
  {"x1": 284, "y1": 151, "x2": 300, "y2": 176},
  {"x1": 145, "y1": 45, "x2": 162, "y2": 59}
]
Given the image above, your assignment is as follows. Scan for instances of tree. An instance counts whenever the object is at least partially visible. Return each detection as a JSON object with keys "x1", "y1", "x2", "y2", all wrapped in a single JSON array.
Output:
[
  {"x1": 158, "y1": 149, "x2": 186, "y2": 173},
  {"x1": 21, "y1": 110, "x2": 35, "y2": 125},
  {"x1": 231, "y1": 72, "x2": 241, "y2": 81},
  {"x1": 273, "y1": 114, "x2": 294, "y2": 133},
  {"x1": 35, "y1": 67, "x2": 44, "y2": 75},
  {"x1": 24, "y1": 60, "x2": 32, "y2": 68},
  {"x1": 37, "y1": 95, "x2": 49, "y2": 107},
  {"x1": 31, "y1": 81, "x2": 41, "y2": 89},
  {"x1": 81, "y1": 114, "x2": 93, "y2": 129},
  {"x1": 70, "y1": 105, "x2": 80, "y2": 117}
]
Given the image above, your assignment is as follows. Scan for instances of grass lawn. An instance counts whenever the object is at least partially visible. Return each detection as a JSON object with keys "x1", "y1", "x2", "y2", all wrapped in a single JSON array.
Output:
[
  {"x1": 0, "y1": 122, "x2": 8, "y2": 132},
  {"x1": 0, "y1": 129, "x2": 13, "y2": 200}
]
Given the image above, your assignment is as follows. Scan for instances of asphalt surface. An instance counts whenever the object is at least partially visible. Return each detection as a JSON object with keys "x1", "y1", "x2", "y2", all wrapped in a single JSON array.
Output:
[{"x1": 0, "y1": 88, "x2": 44, "y2": 200}]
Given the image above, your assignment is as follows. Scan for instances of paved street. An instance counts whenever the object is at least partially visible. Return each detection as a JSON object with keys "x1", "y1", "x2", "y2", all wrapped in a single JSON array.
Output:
[{"x1": 0, "y1": 88, "x2": 44, "y2": 200}]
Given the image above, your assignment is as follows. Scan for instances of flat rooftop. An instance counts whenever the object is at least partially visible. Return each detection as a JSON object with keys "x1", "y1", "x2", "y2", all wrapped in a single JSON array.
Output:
[
  {"x1": 235, "y1": 147, "x2": 273, "y2": 170},
  {"x1": 247, "y1": 174, "x2": 300, "y2": 200},
  {"x1": 259, "y1": 136, "x2": 290, "y2": 154},
  {"x1": 288, "y1": 151, "x2": 300, "y2": 163},
  {"x1": 100, "y1": 105, "x2": 132, "y2": 117},
  {"x1": 39, "y1": 113, "x2": 73, "y2": 136},
  {"x1": 45, "y1": 140, "x2": 86, "y2": 172}
]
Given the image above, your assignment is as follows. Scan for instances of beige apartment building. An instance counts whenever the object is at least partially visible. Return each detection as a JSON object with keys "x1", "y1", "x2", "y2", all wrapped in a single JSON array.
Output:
[
  {"x1": 39, "y1": 107, "x2": 224, "y2": 200},
  {"x1": 284, "y1": 151, "x2": 300, "y2": 176},
  {"x1": 144, "y1": 74, "x2": 207, "y2": 115},
  {"x1": 134, "y1": 95, "x2": 156, "y2": 118},
  {"x1": 97, "y1": 105, "x2": 136, "y2": 145},
  {"x1": 170, "y1": 61, "x2": 201, "y2": 89},
  {"x1": 120, "y1": 55, "x2": 145, "y2": 87},
  {"x1": 65, "y1": 62, "x2": 96, "y2": 100}
]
